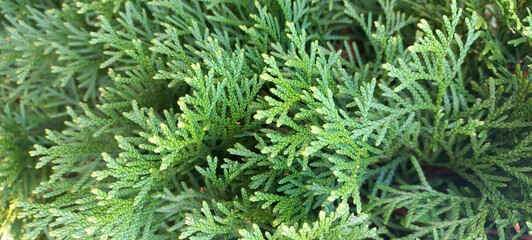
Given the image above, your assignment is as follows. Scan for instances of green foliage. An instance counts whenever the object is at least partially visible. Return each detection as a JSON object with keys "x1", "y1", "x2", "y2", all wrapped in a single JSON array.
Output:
[{"x1": 1, "y1": 0, "x2": 531, "y2": 239}]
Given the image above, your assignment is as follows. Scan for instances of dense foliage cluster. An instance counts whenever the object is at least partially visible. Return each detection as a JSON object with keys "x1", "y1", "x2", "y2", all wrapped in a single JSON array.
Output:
[{"x1": 1, "y1": 0, "x2": 531, "y2": 239}]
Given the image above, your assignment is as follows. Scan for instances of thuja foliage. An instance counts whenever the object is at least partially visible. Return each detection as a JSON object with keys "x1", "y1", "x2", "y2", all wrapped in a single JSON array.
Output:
[{"x1": 1, "y1": 0, "x2": 531, "y2": 239}]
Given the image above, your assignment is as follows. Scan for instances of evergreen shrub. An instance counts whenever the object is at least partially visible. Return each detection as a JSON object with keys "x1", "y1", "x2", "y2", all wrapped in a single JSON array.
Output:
[{"x1": 1, "y1": 0, "x2": 532, "y2": 239}]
